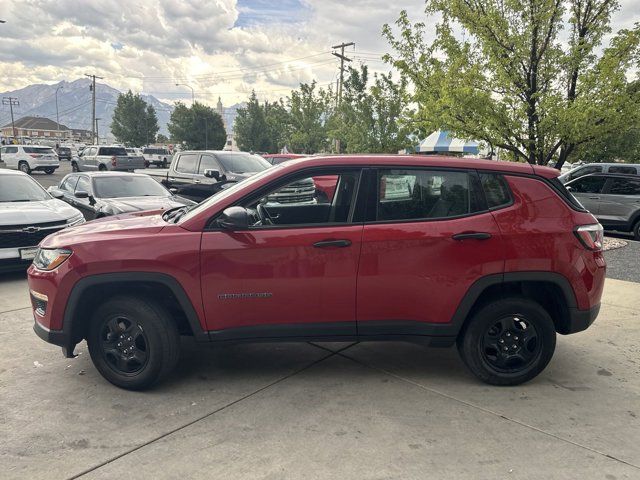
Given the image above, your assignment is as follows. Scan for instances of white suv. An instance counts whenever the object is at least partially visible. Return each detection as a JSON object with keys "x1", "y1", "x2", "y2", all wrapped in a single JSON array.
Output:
[{"x1": 0, "y1": 145, "x2": 60, "y2": 175}]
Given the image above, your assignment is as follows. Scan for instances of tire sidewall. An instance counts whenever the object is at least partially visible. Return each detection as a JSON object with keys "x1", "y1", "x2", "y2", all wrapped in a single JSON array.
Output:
[
  {"x1": 458, "y1": 298, "x2": 556, "y2": 386},
  {"x1": 19, "y1": 162, "x2": 30, "y2": 174}
]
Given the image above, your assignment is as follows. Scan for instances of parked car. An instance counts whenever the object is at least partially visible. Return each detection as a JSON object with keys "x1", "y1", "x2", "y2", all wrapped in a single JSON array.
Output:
[
  {"x1": 55, "y1": 146, "x2": 72, "y2": 161},
  {"x1": 262, "y1": 153, "x2": 306, "y2": 165},
  {"x1": 0, "y1": 170, "x2": 84, "y2": 271},
  {"x1": 558, "y1": 162, "x2": 640, "y2": 184},
  {"x1": 125, "y1": 147, "x2": 142, "y2": 157},
  {"x1": 72, "y1": 145, "x2": 146, "y2": 172},
  {"x1": 139, "y1": 150, "x2": 275, "y2": 203},
  {"x1": 142, "y1": 147, "x2": 171, "y2": 168},
  {"x1": 566, "y1": 173, "x2": 640, "y2": 239},
  {"x1": 262, "y1": 153, "x2": 337, "y2": 202},
  {"x1": 48, "y1": 172, "x2": 196, "y2": 220},
  {"x1": 29, "y1": 155, "x2": 605, "y2": 390},
  {"x1": 0, "y1": 144, "x2": 60, "y2": 174}
]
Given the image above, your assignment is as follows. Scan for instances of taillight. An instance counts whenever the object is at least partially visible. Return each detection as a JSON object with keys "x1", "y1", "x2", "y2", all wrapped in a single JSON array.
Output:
[
  {"x1": 575, "y1": 224, "x2": 604, "y2": 251},
  {"x1": 111, "y1": 155, "x2": 117, "y2": 166},
  {"x1": 29, "y1": 154, "x2": 39, "y2": 158}
]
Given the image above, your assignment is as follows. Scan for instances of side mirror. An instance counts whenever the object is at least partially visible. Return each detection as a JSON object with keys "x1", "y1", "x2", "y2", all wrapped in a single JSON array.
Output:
[
  {"x1": 49, "y1": 188, "x2": 64, "y2": 199},
  {"x1": 566, "y1": 186, "x2": 573, "y2": 192},
  {"x1": 169, "y1": 187, "x2": 178, "y2": 194},
  {"x1": 75, "y1": 190, "x2": 90, "y2": 199},
  {"x1": 217, "y1": 206, "x2": 250, "y2": 230},
  {"x1": 204, "y1": 169, "x2": 221, "y2": 180}
]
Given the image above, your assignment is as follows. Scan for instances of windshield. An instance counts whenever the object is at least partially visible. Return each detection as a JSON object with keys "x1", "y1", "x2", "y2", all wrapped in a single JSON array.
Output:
[
  {"x1": 93, "y1": 176, "x2": 171, "y2": 198},
  {"x1": 23, "y1": 147, "x2": 55, "y2": 155},
  {"x1": 178, "y1": 165, "x2": 282, "y2": 223},
  {"x1": 58, "y1": 147, "x2": 71, "y2": 153},
  {"x1": 217, "y1": 153, "x2": 270, "y2": 173},
  {"x1": 0, "y1": 175, "x2": 50, "y2": 202}
]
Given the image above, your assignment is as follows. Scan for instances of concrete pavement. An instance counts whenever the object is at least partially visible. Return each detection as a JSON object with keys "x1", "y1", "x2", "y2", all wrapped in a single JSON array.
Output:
[{"x1": 1, "y1": 274, "x2": 639, "y2": 479}]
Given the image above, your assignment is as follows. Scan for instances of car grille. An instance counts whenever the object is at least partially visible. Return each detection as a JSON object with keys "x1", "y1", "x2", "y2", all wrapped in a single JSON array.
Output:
[
  {"x1": 0, "y1": 226, "x2": 65, "y2": 249},
  {"x1": 268, "y1": 183, "x2": 316, "y2": 204},
  {"x1": 30, "y1": 293, "x2": 48, "y2": 317}
]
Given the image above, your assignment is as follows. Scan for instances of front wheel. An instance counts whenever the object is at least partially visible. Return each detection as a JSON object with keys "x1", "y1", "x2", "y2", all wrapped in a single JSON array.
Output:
[
  {"x1": 457, "y1": 297, "x2": 556, "y2": 386},
  {"x1": 633, "y1": 220, "x2": 640, "y2": 241},
  {"x1": 44, "y1": 168, "x2": 55, "y2": 174},
  {"x1": 87, "y1": 295, "x2": 180, "y2": 390},
  {"x1": 71, "y1": 162, "x2": 79, "y2": 172}
]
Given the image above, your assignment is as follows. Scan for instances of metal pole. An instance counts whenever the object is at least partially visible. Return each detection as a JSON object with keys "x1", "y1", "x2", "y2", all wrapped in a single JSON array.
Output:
[
  {"x1": 85, "y1": 74, "x2": 104, "y2": 144},
  {"x1": 2, "y1": 97, "x2": 19, "y2": 141},
  {"x1": 55, "y1": 85, "x2": 63, "y2": 141},
  {"x1": 331, "y1": 42, "x2": 354, "y2": 153},
  {"x1": 95, "y1": 118, "x2": 101, "y2": 144}
]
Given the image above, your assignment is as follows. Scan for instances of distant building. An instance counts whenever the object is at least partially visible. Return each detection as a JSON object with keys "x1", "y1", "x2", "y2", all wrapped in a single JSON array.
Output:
[
  {"x1": 1, "y1": 116, "x2": 92, "y2": 143},
  {"x1": 216, "y1": 97, "x2": 238, "y2": 151}
]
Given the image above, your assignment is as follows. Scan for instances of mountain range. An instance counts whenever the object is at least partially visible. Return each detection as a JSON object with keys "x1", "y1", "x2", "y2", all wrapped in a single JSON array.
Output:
[{"x1": 0, "y1": 79, "x2": 242, "y2": 142}]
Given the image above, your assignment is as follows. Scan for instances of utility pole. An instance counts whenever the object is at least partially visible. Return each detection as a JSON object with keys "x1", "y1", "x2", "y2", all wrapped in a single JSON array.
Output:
[
  {"x1": 85, "y1": 73, "x2": 103, "y2": 144},
  {"x1": 55, "y1": 85, "x2": 63, "y2": 141},
  {"x1": 95, "y1": 118, "x2": 101, "y2": 144},
  {"x1": 331, "y1": 42, "x2": 354, "y2": 153},
  {"x1": 2, "y1": 97, "x2": 19, "y2": 141}
]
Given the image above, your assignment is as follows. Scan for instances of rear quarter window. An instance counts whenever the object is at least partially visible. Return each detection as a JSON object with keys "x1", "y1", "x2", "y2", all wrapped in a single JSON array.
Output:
[
  {"x1": 99, "y1": 147, "x2": 127, "y2": 156},
  {"x1": 479, "y1": 173, "x2": 512, "y2": 209}
]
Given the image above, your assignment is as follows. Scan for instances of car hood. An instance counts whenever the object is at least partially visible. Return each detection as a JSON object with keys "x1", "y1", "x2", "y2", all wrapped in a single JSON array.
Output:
[
  {"x1": 0, "y1": 199, "x2": 80, "y2": 227},
  {"x1": 225, "y1": 171, "x2": 257, "y2": 182},
  {"x1": 40, "y1": 212, "x2": 168, "y2": 248},
  {"x1": 99, "y1": 195, "x2": 193, "y2": 213}
]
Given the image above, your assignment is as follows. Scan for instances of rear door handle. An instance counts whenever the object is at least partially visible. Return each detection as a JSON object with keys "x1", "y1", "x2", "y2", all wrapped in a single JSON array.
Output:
[
  {"x1": 313, "y1": 239, "x2": 352, "y2": 248},
  {"x1": 588, "y1": 196, "x2": 600, "y2": 199},
  {"x1": 452, "y1": 232, "x2": 492, "y2": 241}
]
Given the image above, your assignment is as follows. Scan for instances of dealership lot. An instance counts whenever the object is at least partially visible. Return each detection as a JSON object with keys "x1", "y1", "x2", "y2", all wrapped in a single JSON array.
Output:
[{"x1": 1, "y1": 270, "x2": 639, "y2": 479}]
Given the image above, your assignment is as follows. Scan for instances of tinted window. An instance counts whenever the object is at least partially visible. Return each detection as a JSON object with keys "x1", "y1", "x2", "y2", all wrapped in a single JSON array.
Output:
[
  {"x1": 60, "y1": 176, "x2": 79, "y2": 192},
  {"x1": 75, "y1": 176, "x2": 91, "y2": 194},
  {"x1": 569, "y1": 176, "x2": 607, "y2": 194},
  {"x1": 216, "y1": 153, "x2": 270, "y2": 173},
  {"x1": 198, "y1": 154, "x2": 219, "y2": 174},
  {"x1": 5, "y1": 147, "x2": 18, "y2": 154},
  {"x1": 23, "y1": 147, "x2": 55, "y2": 154},
  {"x1": 0, "y1": 175, "x2": 49, "y2": 201},
  {"x1": 58, "y1": 147, "x2": 71, "y2": 154},
  {"x1": 608, "y1": 178, "x2": 640, "y2": 195},
  {"x1": 98, "y1": 147, "x2": 127, "y2": 156},
  {"x1": 377, "y1": 169, "x2": 475, "y2": 221},
  {"x1": 175, "y1": 154, "x2": 198, "y2": 174},
  {"x1": 608, "y1": 166, "x2": 637, "y2": 175},
  {"x1": 480, "y1": 173, "x2": 511, "y2": 208},
  {"x1": 93, "y1": 176, "x2": 170, "y2": 198}
]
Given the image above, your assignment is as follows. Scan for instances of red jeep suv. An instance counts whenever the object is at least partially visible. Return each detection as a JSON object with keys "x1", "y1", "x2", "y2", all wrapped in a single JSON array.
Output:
[{"x1": 28, "y1": 156, "x2": 606, "y2": 390}]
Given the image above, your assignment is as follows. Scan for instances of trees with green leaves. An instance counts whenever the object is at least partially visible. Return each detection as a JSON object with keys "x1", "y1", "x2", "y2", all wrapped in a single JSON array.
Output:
[
  {"x1": 234, "y1": 93, "x2": 291, "y2": 153},
  {"x1": 383, "y1": 1, "x2": 640, "y2": 167},
  {"x1": 330, "y1": 65, "x2": 409, "y2": 153},
  {"x1": 111, "y1": 91, "x2": 159, "y2": 147},
  {"x1": 156, "y1": 133, "x2": 169, "y2": 144},
  {"x1": 168, "y1": 102, "x2": 226, "y2": 150},
  {"x1": 287, "y1": 81, "x2": 334, "y2": 154}
]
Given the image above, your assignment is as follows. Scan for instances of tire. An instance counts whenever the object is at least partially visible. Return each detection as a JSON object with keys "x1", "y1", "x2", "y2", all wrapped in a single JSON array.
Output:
[
  {"x1": 18, "y1": 161, "x2": 31, "y2": 174},
  {"x1": 87, "y1": 295, "x2": 180, "y2": 390},
  {"x1": 162, "y1": 158, "x2": 168, "y2": 168},
  {"x1": 98, "y1": 164, "x2": 107, "y2": 171},
  {"x1": 457, "y1": 296, "x2": 556, "y2": 386},
  {"x1": 44, "y1": 168, "x2": 55, "y2": 175},
  {"x1": 633, "y1": 220, "x2": 640, "y2": 241},
  {"x1": 72, "y1": 162, "x2": 79, "y2": 172}
]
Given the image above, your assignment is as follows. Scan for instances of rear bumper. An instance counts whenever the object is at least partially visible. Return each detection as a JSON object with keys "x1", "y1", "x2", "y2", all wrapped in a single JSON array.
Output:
[{"x1": 565, "y1": 303, "x2": 601, "y2": 334}]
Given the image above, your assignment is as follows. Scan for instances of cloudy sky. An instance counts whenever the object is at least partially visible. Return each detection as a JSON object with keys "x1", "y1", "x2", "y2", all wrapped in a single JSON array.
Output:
[{"x1": 1, "y1": 0, "x2": 639, "y2": 107}]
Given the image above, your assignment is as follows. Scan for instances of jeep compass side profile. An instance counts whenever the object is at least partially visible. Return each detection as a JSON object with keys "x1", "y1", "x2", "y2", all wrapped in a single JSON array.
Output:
[{"x1": 28, "y1": 156, "x2": 605, "y2": 390}]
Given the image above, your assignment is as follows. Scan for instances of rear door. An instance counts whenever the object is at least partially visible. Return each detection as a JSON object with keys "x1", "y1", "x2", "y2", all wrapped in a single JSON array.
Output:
[
  {"x1": 566, "y1": 175, "x2": 608, "y2": 215},
  {"x1": 598, "y1": 177, "x2": 640, "y2": 228},
  {"x1": 356, "y1": 167, "x2": 505, "y2": 334}
]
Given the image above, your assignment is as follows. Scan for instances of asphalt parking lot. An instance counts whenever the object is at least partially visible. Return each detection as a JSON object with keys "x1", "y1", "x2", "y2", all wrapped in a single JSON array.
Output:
[{"x1": 1, "y1": 269, "x2": 639, "y2": 479}]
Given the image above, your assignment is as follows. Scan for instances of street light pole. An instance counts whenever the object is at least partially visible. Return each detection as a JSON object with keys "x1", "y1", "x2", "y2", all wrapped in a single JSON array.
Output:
[
  {"x1": 55, "y1": 85, "x2": 63, "y2": 141},
  {"x1": 95, "y1": 117, "x2": 101, "y2": 144},
  {"x1": 175, "y1": 83, "x2": 195, "y2": 105}
]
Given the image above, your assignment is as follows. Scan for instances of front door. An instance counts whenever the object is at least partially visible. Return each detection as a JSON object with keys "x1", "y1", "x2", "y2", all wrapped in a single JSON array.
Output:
[
  {"x1": 567, "y1": 175, "x2": 608, "y2": 216},
  {"x1": 200, "y1": 168, "x2": 363, "y2": 338},
  {"x1": 356, "y1": 168, "x2": 506, "y2": 333}
]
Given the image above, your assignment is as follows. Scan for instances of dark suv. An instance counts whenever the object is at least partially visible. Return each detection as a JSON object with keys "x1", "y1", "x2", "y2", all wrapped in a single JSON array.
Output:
[
  {"x1": 28, "y1": 155, "x2": 605, "y2": 390},
  {"x1": 566, "y1": 173, "x2": 640, "y2": 239}
]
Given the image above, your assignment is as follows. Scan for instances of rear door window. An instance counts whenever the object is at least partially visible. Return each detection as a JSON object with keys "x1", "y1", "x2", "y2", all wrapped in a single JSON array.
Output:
[
  {"x1": 376, "y1": 169, "x2": 480, "y2": 221},
  {"x1": 608, "y1": 166, "x2": 638, "y2": 175},
  {"x1": 607, "y1": 178, "x2": 640, "y2": 195},
  {"x1": 98, "y1": 147, "x2": 127, "y2": 156},
  {"x1": 569, "y1": 165, "x2": 603, "y2": 181},
  {"x1": 569, "y1": 176, "x2": 607, "y2": 194}
]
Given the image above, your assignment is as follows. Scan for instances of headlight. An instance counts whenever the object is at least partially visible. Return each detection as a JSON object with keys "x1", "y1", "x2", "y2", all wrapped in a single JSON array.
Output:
[
  {"x1": 33, "y1": 248, "x2": 73, "y2": 271},
  {"x1": 66, "y1": 214, "x2": 85, "y2": 226}
]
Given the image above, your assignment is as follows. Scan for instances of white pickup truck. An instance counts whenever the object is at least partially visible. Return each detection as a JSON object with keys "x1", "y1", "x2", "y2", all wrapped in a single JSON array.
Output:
[
  {"x1": 142, "y1": 147, "x2": 172, "y2": 168},
  {"x1": 72, "y1": 145, "x2": 146, "y2": 172}
]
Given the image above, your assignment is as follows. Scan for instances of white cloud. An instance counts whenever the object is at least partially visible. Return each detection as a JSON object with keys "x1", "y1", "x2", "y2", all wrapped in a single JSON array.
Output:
[{"x1": 0, "y1": 0, "x2": 637, "y2": 107}]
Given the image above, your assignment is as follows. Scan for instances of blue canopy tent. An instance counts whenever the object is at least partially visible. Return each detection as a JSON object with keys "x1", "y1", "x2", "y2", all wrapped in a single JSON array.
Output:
[{"x1": 411, "y1": 130, "x2": 480, "y2": 155}]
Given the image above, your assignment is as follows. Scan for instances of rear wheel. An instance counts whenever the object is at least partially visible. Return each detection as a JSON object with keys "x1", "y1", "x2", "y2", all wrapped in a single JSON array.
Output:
[
  {"x1": 457, "y1": 297, "x2": 556, "y2": 386},
  {"x1": 633, "y1": 220, "x2": 640, "y2": 241},
  {"x1": 98, "y1": 164, "x2": 107, "y2": 171},
  {"x1": 87, "y1": 295, "x2": 180, "y2": 390},
  {"x1": 18, "y1": 161, "x2": 31, "y2": 174},
  {"x1": 71, "y1": 162, "x2": 79, "y2": 172}
]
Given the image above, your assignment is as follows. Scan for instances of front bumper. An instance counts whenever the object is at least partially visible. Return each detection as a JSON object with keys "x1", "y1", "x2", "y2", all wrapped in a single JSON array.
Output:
[
  {"x1": 33, "y1": 317, "x2": 76, "y2": 357},
  {"x1": 565, "y1": 303, "x2": 601, "y2": 334}
]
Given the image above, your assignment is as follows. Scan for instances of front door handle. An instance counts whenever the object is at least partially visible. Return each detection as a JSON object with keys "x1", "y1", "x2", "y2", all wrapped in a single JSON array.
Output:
[
  {"x1": 313, "y1": 239, "x2": 352, "y2": 248},
  {"x1": 452, "y1": 232, "x2": 492, "y2": 241}
]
